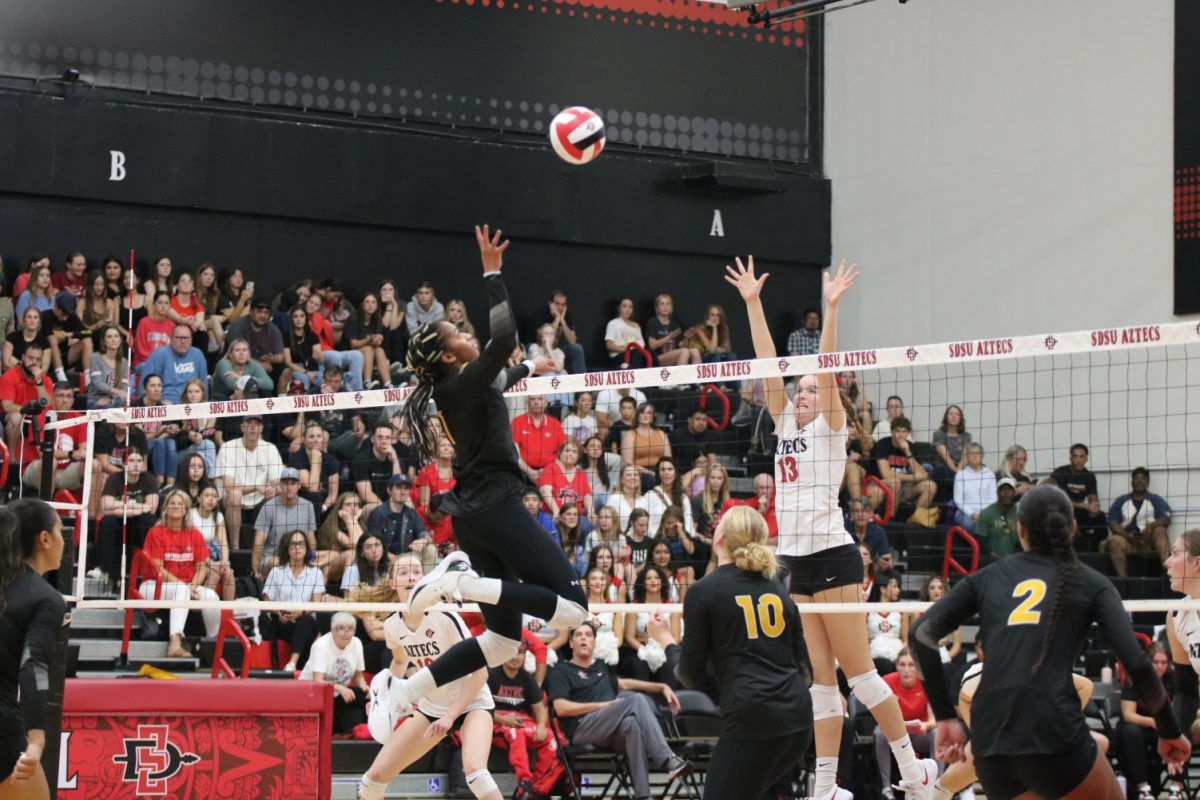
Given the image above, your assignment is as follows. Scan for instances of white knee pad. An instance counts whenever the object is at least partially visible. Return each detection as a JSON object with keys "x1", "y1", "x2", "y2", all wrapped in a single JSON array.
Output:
[
  {"x1": 810, "y1": 683, "x2": 843, "y2": 721},
  {"x1": 476, "y1": 630, "x2": 522, "y2": 668},
  {"x1": 546, "y1": 596, "x2": 589, "y2": 629},
  {"x1": 466, "y1": 768, "x2": 498, "y2": 799},
  {"x1": 848, "y1": 669, "x2": 893, "y2": 710}
]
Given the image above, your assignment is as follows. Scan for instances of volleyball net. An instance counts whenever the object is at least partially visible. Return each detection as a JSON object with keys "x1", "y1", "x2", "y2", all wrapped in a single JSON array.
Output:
[{"x1": 41, "y1": 318, "x2": 1200, "y2": 620}]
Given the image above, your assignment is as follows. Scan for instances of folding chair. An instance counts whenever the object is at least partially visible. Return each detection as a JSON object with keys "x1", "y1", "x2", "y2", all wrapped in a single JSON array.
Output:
[
  {"x1": 549, "y1": 699, "x2": 636, "y2": 799},
  {"x1": 661, "y1": 690, "x2": 718, "y2": 800}
]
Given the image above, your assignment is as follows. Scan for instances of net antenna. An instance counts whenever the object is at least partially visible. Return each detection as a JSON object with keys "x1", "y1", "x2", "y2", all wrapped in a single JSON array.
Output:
[{"x1": 721, "y1": 0, "x2": 903, "y2": 26}]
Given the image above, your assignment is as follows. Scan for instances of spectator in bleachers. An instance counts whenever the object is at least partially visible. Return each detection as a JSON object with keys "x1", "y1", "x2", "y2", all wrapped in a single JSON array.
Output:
[
  {"x1": 529, "y1": 290, "x2": 585, "y2": 375},
  {"x1": 262, "y1": 529, "x2": 326, "y2": 671},
  {"x1": 900, "y1": 577, "x2": 960, "y2": 669},
  {"x1": 874, "y1": 394, "x2": 904, "y2": 438},
  {"x1": 844, "y1": 415, "x2": 875, "y2": 502},
  {"x1": 175, "y1": 379, "x2": 220, "y2": 473},
  {"x1": 604, "y1": 463, "x2": 643, "y2": 529},
  {"x1": 562, "y1": 392, "x2": 600, "y2": 444},
  {"x1": 645, "y1": 293, "x2": 700, "y2": 368},
  {"x1": 488, "y1": 641, "x2": 565, "y2": 800},
  {"x1": 997, "y1": 444, "x2": 1035, "y2": 498},
  {"x1": 846, "y1": 497, "x2": 890, "y2": 560},
  {"x1": 931, "y1": 404, "x2": 972, "y2": 496},
  {"x1": 1117, "y1": 641, "x2": 1177, "y2": 800},
  {"x1": 136, "y1": 324, "x2": 207, "y2": 403},
  {"x1": 1049, "y1": 443, "x2": 1107, "y2": 551},
  {"x1": 548, "y1": 622, "x2": 690, "y2": 800},
  {"x1": 51, "y1": 251, "x2": 88, "y2": 298},
  {"x1": 0, "y1": 342, "x2": 53, "y2": 467},
  {"x1": 624, "y1": 508, "x2": 653, "y2": 577},
  {"x1": 691, "y1": 463, "x2": 731, "y2": 543},
  {"x1": 538, "y1": 439, "x2": 594, "y2": 523},
  {"x1": 1102, "y1": 467, "x2": 1172, "y2": 577},
  {"x1": 118, "y1": 265, "x2": 147, "y2": 337},
  {"x1": 872, "y1": 648, "x2": 937, "y2": 799},
  {"x1": 78, "y1": 270, "x2": 117, "y2": 339},
  {"x1": 86, "y1": 324, "x2": 128, "y2": 410},
  {"x1": 10, "y1": 253, "x2": 51, "y2": 300},
  {"x1": 133, "y1": 291, "x2": 174, "y2": 367},
  {"x1": 102, "y1": 256, "x2": 125, "y2": 300},
  {"x1": 142, "y1": 256, "x2": 175, "y2": 299},
  {"x1": 585, "y1": 505, "x2": 622, "y2": 554},
  {"x1": 281, "y1": 304, "x2": 323, "y2": 393},
  {"x1": 4, "y1": 307, "x2": 51, "y2": 373},
  {"x1": 512, "y1": 394, "x2": 566, "y2": 482},
  {"x1": 688, "y1": 304, "x2": 737, "y2": 375},
  {"x1": 973, "y1": 478, "x2": 1020, "y2": 557},
  {"x1": 558, "y1": 504, "x2": 590, "y2": 577},
  {"x1": 288, "y1": 421, "x2": 340, "y2": 513},
  {"x1": 352, "y1": 420, "x2": 402, "y2": 515},
  {"x1": 579, "y1": 434, "x2": 619, "y2": 511},
  {"x1": 870, "y1": 416, "x2": 938, "y2": 526},
  {"x1": 339, "y1": 532, "x2": 393, "y2": 595},
  {"x1": 305, "y1": 293, "x2": 364, "y2": 392},
  {"x1": 92, "y1": 447, "x2": 160, "y2": 589},
  {"x1": 227, "y1": 299, "x2": 285, "y2": 387},
  {"x1": 166, "y1": 271, "x2": 208, "y2": 353},
  {"x1": 252, "y1": 467, "x2": 318, "y2": 579},
  {"x1": 527, "y1": 323, "x2": 571, "y2": 412},
  {"x1": 838, "y1": 371, "x2": 874, "y2": 435},
  {"x1": 216, "y1": 266, "x2": 253, "y2": 324},
  {"x1": 638, "y1": 456, "x2": 696, "y2": 536},
  {"x1": 195, "y1": 263, "x2": 226, "y2": 351},
  {"x1": 867, "y1": 569, "x2": 904, "y2": 674},
  {"x1": 622, "y1": 402, "x2": 670, "y2": 491},
  {"x1": 669, "y1": 407, "x2": 719, "y2": 471},
  {"x1": 523, "y1": 486, "x2": 557, "y2": 538},
  {"x1": 15, "y1": 263, "x2": 56, "y2": 319},
  {"x1": 952, "y1": 443, "x2": 996, "y2": 533},
  {"x1": 652, "y1": 514, "x2": 698, "y2": 594},
  {"x1": 860, "y1": 542, "x2": 877, "y2": 601},
  {"x1": 42, "y1": 292, "x2": 90, "y2": 383},
  {"x1": 191, "y1": 483, "x2": 234, "y2": 600},
  {"x1": 366, "y1": 474, "x2": 434, "y2": 565},
  {"x1": 443, "y1": 297, "x2": 475, "y2": 337},
  {"x1": 89, "y1": 419, "x2": 149, "y2": 516},
  {"x1": 604, "y1": 297, "x2": 646, "y2": 366},
  {"x1": 141, "y1": 489, "x2": 222, "y2": 659},
  {"x1": 216, "y1": 414, "x2": 284, "y2": 548},
  {"x1": 174, "y1": 452, "x2": 213, "y2": 503},
  {"x1": 388, "y1": 413, "x2": 421, "y2": 481},
  {"x1": 21, "y1": 380, "x2": 87, "y2": 493},
  {"x1": 418, "y1": 492, "x2": 456, "y2": 561},
  {"x1": 210, "y1": 338, "x2": 272, "y2": 402},
  {"x1": 403, "y1": 279, "x2": 444, "y2": 336},
  {"x1": 415, "y1": 436, "x2": 456, "y2": 515},
  {"x1": 301, "y1": 611, "x2": 370, "y2": 734},
  {"x1": 719, "y1": 473, "x2": 778, "y2": 544},
  {"x1": 601, "y1": 394, "x2": 640, "y2": 453},
  {"x1": 376, "y1": 280, "x2": 408, "y2": 367},
  {"x1": 586, "y1": 544, "x2": 625, "y2": 603},
  {"x1": 344, "y1": 292, "x2": 396, "y2": 390},
  {"x1": 133, "y1": 375, "x2": 175, "y2": 483},
  {"x1": 786, "y1": 307, "x2": 822, "y2": 357},
  {"x1": 316, "y1": 492, "x2": 367, "y2": 579}
]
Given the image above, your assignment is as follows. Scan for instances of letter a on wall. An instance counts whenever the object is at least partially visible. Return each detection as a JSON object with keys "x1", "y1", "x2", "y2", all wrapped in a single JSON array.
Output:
[{"x1": 710, "y1": 210, "x2": 725, "y2": 237}]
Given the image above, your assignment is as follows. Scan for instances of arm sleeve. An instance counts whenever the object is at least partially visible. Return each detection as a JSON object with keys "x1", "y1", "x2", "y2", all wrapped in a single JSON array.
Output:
[
  {"x1": 908, "y1": 574, "x2": 980, "y2": 720},
  {"x1": 20, "y1": 593, "x2": 67, "y2": 730},
  {"x1": 449, "y1": 274, "x2": 519, "y2": 395},
  {"x1": 674, "y1": 587, "x2": 710, "y2": 689},
  {"x1": 1096, "y1": 583, "x2": 1181, "y2": 739},
  {"x1": 497, "y1": 362, "x2": 531, "y2": 392}
]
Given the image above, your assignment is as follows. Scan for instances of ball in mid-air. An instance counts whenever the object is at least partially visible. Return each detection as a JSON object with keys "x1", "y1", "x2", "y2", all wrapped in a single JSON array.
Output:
[{"x1": 549, "y1": 106, "x2": 606, "y2": 165}]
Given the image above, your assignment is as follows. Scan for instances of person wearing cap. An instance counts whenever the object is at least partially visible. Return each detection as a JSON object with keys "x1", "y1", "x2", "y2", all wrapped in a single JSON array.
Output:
[
  {"x1": 1102, "y1": 467, "x2": 1172, "y2": 577},
  {"x1": 952, "y1": 442, "x2": 997, "y2": 533},
  {"x1": 215, "y1": 414, "x2": 285, "y2": 549},
  {"x1": 974, "y1": 477, "x2": 1020, "y2": 557},
  {"x1": 41, "y1": 291, "x2": 90, "y2": 384},
  {"x1": 251, "y1": 466, "x2": 317, "y2": 578},
  {"x1": 225, "y1": 298, "x2": 285, "y2": 384},
  {"x1": 210, "y1": 338, "x2": 273, "y2": 403},
  {"x1": 135, "y1": 324, "x2": 208, "y2": 404},
  {"x1": 134, "y1": 291, "x2": 176, "y2": 367},
  {"x1": 365, "y1": 473, "x2": 433, "y2": 567}
]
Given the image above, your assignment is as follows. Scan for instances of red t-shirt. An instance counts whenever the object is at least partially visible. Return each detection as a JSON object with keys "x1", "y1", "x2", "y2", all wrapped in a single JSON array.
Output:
[
  {"x1": 415, "y1": 463, "x2": 456, "y2": 499},
  {"x1": 719, "y1": 497, "x2": 779, "y2": 541},
  {"x1": 19, "y1": 409, "x2": 87, "y2": 468},
  {"x1": 142, "y1": 525, "x2": 209, "y2": 583},
  {"x1": 0, "y1": 368, "x2": 53, "y2": 409},
  {"x1": 537, "y1": 461, "x2": 591, "y2": 513},
  {"x1": 310, "y1": 312, "x2": 337, "y2": 351},
  {"x1": 417, "y1": 508, "x2": 456, "y2": 547},
  {"x1": 51, "y1": 271, "x2": 87, "y2": 298},
  {"x1": 883, "y1": 671, "x2": 929, "y2": 722},
  {"x1": 134, "y1": 316, "x2": 175, "y2": 365},
  {"x1": 511, "y1": 414, "x2": 565, "y2": 471},
  {"x1": 170, "y1": 294, "x2": 201, "y2": 321}
]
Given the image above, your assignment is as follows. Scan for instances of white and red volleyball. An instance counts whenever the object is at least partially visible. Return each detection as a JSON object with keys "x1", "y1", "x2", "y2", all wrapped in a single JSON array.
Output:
[{"x1": 549, "y1": 106, "x2": 606, "y2": 165}]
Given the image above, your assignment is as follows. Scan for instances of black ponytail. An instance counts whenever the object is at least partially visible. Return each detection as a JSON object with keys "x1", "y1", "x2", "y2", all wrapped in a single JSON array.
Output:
[
  {"x1": 403, "y1": 321, "x2": 448, "y2": 460},
  {"x1": 1018, "y1": 485, "x2": 1078, "y2": 674},
  {"x1": 0, "y1": 499, "x2": 59, "y2": 612}
]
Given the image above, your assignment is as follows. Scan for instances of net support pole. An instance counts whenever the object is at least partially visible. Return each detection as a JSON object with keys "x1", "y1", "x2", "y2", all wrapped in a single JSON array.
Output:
[{"x1": 73, "y1": 420, "x2": 96, "y2": 603}]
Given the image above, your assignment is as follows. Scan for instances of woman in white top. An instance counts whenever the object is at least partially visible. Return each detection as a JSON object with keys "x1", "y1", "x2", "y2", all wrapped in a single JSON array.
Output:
[
  {"x1": 562, "y1": 392, "x2": 600, "y2": 445},
  {"x1": 527, "y1": 324, "x2": 571, "y2": 409},
  {"x1": 361, "y1": 554, "x2": 499, "y2": 800},
  {"x1": 579, "y1": 434, "x2": 620, "y2": 512},
  {"x1": 603, "y1": 297, "x2": 645, "y2": 364},
  {"x1": 952, "y1": 443, "x2": 997, "y2": 533},
  {"x1": 635, "y1": 457, "x2": 695, "y2": 536},
  {"x1": 301, "y1": 611, "x2": 370, "y2": 734},
  {"x1": 262, "y1": 529, "x2": 326, "y2": 671},
  {"x1": 190, "y1": 484, "x2": 234, "y2": 600},
  {"x1": 604, "y1": 463, "x2": 643, "y2": 528},
  {"x1": 726, "y1": 256, "x2": 936, "y2": 800},
  {"x1": 866, "y1": 571, "x2": 904, "y2": 670},
  {"x1": 1165, "y1": 530, "x2": 1200, "y2": 742}
]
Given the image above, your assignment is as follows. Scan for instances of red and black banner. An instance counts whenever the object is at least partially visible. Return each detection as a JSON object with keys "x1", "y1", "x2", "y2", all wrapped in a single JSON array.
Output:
[{"x1": 1176, "y1": 0, "x2": 1200, "y2": 313}]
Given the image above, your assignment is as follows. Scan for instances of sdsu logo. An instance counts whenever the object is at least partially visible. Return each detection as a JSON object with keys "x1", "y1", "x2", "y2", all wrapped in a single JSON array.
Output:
[{"x1": 112, "y1": 725, "x2": 200, "y2": 795}]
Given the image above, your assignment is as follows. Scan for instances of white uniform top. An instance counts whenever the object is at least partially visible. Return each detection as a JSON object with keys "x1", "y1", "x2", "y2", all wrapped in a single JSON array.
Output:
[
  {"x1": 772, "y1": 410, "x2": 854, "y2": 557},
  {"x1": 1174, "y1": 609, "x2": 1200, "y2": 672},
  {"x1": 383, "y1": 610, "x2": 494, "y2": 720}
]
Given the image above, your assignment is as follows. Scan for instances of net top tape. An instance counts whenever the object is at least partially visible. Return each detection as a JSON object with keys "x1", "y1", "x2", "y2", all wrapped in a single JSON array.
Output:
[{"x1": 47, "y1": 319, "x2": 1196, "y2": 429}]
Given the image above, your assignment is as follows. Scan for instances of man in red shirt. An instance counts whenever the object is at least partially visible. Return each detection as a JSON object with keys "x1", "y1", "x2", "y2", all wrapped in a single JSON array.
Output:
[
  {"x1": 50, "y1": 250, "x2": 88, "y2": 298},
  {"x1": 134, "y1": 292, "x2": 175, "y2": 366},
  {"x1": 511, "y1": 394, "x2": 565, "y2": 481},
  {"x1": 719, "y1": 472, "x2": 779, "y2": 543},
  {"x1": 873, "y1": 648, "x2": 937, "y2": 795},
  {"x1": 21, "y1": 381, "x2": 88, "y2": 494},
  {"x1": 0, "y1": 343, "x2": 53, "y2": 468}
]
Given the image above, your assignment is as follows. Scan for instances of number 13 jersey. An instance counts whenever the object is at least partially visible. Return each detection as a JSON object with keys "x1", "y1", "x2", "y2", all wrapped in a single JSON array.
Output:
[{"x1": 772, "y1": 410, "x2": 853, "y2": 557}]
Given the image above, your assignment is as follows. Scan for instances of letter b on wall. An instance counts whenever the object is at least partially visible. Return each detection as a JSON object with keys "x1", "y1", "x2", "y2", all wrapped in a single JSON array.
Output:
[{"x1": 109, "y1": 150, "x2": 126, "y2": 181}]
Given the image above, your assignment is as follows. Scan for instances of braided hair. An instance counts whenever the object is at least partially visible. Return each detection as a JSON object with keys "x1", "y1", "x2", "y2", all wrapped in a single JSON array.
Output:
[
  {"x1": 403, "y1": 321, "x2": 449, "y2": 460},
  {"x1": 1019, "y1": 484, "x2": 1078, "y2": 674}
]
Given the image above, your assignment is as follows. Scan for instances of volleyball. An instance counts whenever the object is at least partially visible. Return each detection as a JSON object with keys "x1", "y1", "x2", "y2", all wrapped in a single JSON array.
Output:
[{"x1": 549, "y1": 106, "x2": 606, "y2": 165}]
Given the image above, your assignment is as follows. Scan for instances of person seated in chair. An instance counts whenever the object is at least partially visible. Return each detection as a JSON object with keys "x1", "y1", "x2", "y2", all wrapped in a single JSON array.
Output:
[{"x1": 1102, "y1": 466, "x2": 1171, "y2": 577}]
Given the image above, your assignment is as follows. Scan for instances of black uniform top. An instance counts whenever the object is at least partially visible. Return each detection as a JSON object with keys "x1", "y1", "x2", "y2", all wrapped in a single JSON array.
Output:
[
  {"x1": 910, "y1": 551, "x2": 1179, "y2": 757},
  {"x1": 488, "y1": 666, "x2": 544, "y2": 715},
  {"x1": 0, "y1": 565, "x2": 67, "y2": 732},
  {"x1": 675, "y1": 564, "x2": 812, "y2": 739},
  {"x1": 433, "y1": 274, "x2": 530, "y2": 518}
]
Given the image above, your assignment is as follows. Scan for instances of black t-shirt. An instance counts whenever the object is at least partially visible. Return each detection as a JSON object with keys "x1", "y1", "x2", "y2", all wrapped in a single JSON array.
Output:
[
  {"x1": 911, "y1": 551, "x2": 1175, "y2": 757},
  {"x1": 393, "y1": 440, "x2": 421, "y2": 478},
  {"x1": 287, "y1": 448, "x2": 340, "y2": 497},
  {"x1": 676, "y1": 564, "x2": 811, "y2": 739},
  {"x1": 644, "y1": 316, "x2": 681, "y2": 355},
  {"x1": 343, "y1": 315, "x2": 382, "y2": 345},
  {"x1": 284, "y1": 329, "x2": 321, "y2": 371},
  {"x1": 1050, "y1": 466, "x2": 1098, "y2": 504},
  {"x1": 39, "y1": 309, "x2": 84, "y2": 349},
  {"x1": 545, "y1": 659, "x2": 619, "y2": 737},
  {"x1": 350, "y1": 444, "x2": 395, "y2": 499},
  {"x1": 626, "y1": 535, "x2": 653, "y2": 571},
  {"x1": 488, "y1": 666, "x2": 544, "y2": 715},
  {"x1": 101, "y1": 472, "x2": 160, "y2": 504},
  {"x1": 605, "y1": 420, "x2": 633, "y2": 454},
  {"x1": 669, "y1": 426, "x2": 717, "y2": 468},
  {"x1": 5, "y1": 331, "x2": 51, "y2": 364},
  {"x1": 93, "y1": 424, "x2": 150, "y2": 470},
  {"x1": 872, "y1": 438, "x2": 913, "y2": 475}
]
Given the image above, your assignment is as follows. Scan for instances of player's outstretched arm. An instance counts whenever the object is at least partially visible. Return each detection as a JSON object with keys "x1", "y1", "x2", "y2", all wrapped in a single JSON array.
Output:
[
  {"x1": 724, "y1": 256, "x2": 786, "y2": 418},
  {"x1": 816, "y1": 259, "x2": 858, "y2": 431}
]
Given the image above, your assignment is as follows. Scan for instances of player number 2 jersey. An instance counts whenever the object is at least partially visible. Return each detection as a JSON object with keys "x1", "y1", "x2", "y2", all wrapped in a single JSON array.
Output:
[{"x1": 772, "y1": 410, "x2": 853, "y2": 557}]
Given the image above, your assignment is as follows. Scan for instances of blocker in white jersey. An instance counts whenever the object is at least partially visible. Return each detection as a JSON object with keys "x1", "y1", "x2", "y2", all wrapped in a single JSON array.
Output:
[
  {"x1": 383, "y1": 610, "x2": 494, "y2": 722},
  {"x1": 773, "y1": 409, "x2": 854, "y2": 558},
  {"x1": 1165, "y1": 531, "x2": 1200, "y2": 733}
]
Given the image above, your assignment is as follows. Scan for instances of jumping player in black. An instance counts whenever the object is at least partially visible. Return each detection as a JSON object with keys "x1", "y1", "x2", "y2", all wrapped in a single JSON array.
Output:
[
  {"x1": 0, "y1": 499, "x2": 67, "y2": 800},
  {"x1": 372, "y1": 226, "x2": 589, "y2": 725},
  {"x1": 909, "y1": 485, "x2": 1189, "y2": 799},
  {"x1": 651, "y1": 505, "x2": 813, "y2": 800}
]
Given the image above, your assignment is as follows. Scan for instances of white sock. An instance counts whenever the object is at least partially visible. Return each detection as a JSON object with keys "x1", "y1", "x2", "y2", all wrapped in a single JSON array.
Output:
[
  {"x1": 358, "y1": 775, "x2": 386, "y2": 800},
  {"x1": 55, "y1": 367, "x2": 68, "y2": 382},
  {"x1": 890, "y1": 735, "x2": 921, "y2": 783},
  {"x1": 814, "y1": 757, "x2": 838, "y2": 798},
  {"x1": 459, "y1": 574, "x2": 502, "y2": 605}
]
